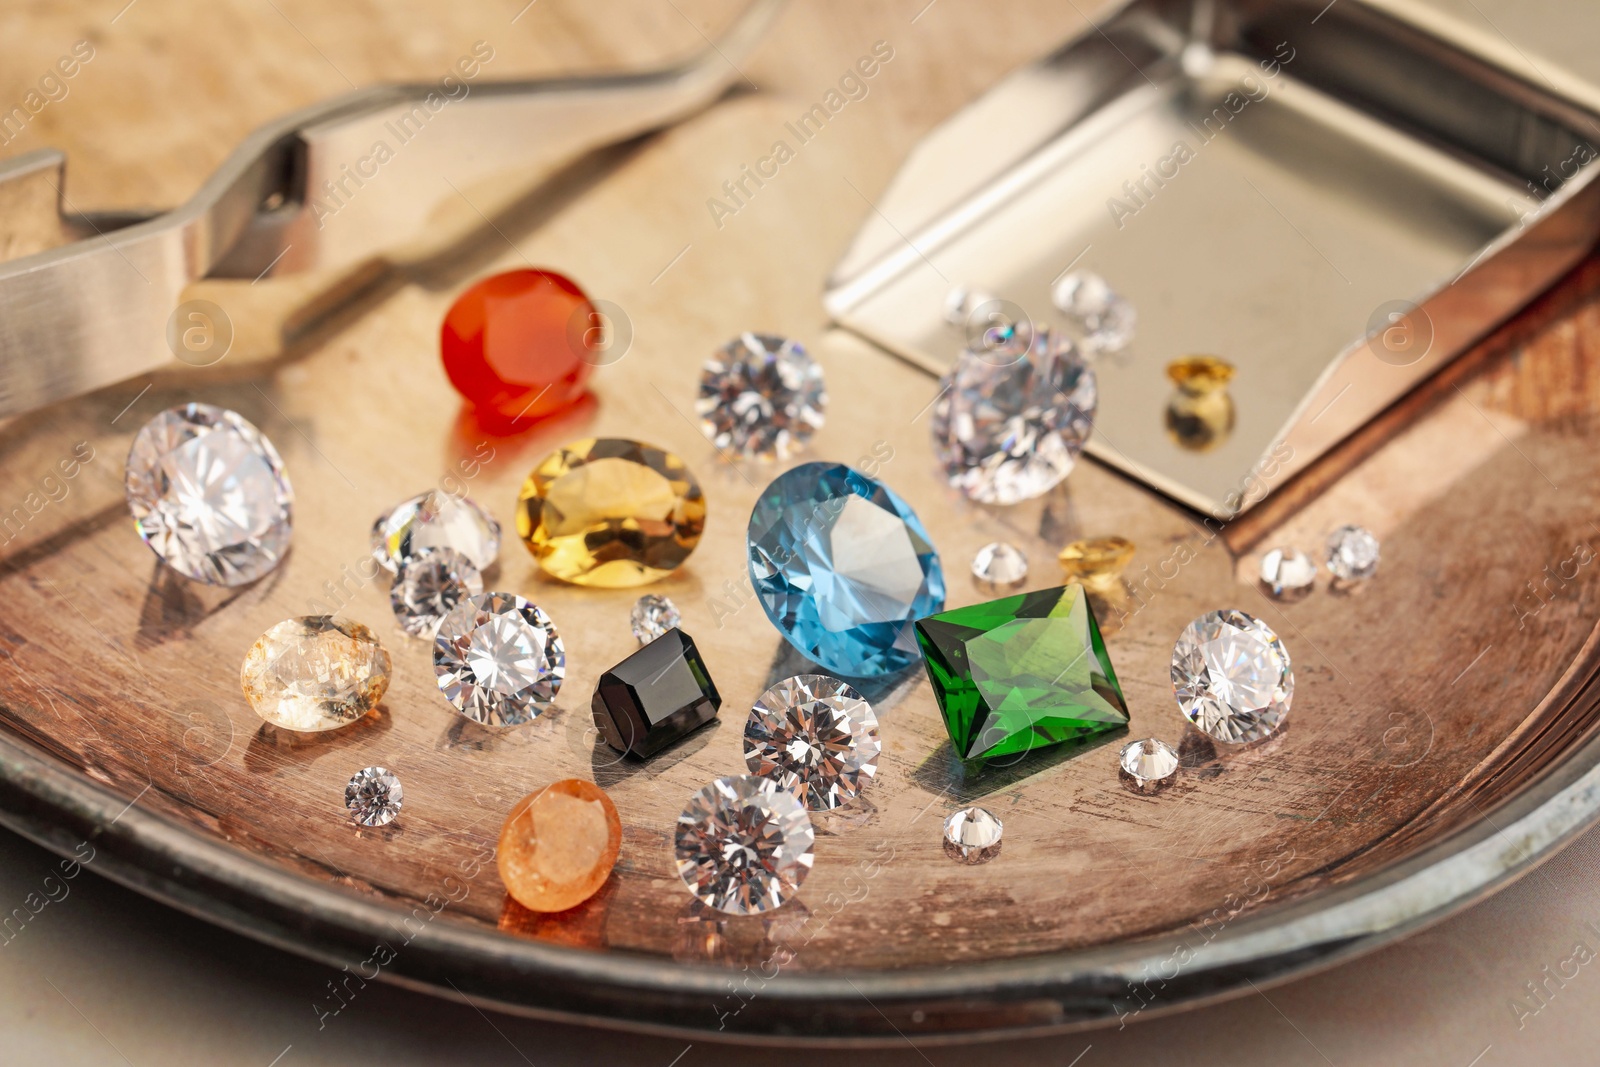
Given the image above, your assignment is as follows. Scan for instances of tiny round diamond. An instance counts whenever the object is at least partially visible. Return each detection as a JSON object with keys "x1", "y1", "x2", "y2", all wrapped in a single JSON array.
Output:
[
  {"x1": 1050, "y1": 270, "x2": 1135, "y2": 354},
  {"x1": 371, "y1": 491, "x2": 500, "y2": 576},
  {"x1": 674, "y1": 775, "x2": 814, "y2": 915},
  {"x1": 972, "y1": 541, "x2": 1029, "y2": 593},
  {"x1": 124, "y1": 403, "x2": 294, "y2": 586},
  {"x1": 696, "y1": 333, "x2": 826, "y2": 461},
  {"x1": 345, "y1": 767, "x2": 403, "y2": 827},
  {"x1": 1172, "y1": 609, "x2": 1293, "y2": 743},
  {"x1": 630, "y1": 594, "x2": 681, "y2": 645},
  {"x1": 943, "y1": 806, "x2": 1003, "y2": 864},
  {"x1": 434, "y1": 592, "x2": 565, "y2": 727},
  {"x1": 1119, "y1": 738, "x2": 1179, "y2": 794},
  {"x1": 391, "y1": 548, "x2": 483, "y2": 637},
  {"x1": 1326, "y1": 525, "x2": 1380, "y2": 582},
  {"x1": 1259, "y1": 547, "x2": 1316, "y2": 600},
  {"x1": 744, "y1": 675, "x2": 880, "y2": 810}
]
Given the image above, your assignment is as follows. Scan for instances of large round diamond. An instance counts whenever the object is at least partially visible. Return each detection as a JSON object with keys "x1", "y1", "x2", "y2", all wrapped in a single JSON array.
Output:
[
  {"x1": 744, "y1": 674, "x2": 880, "y2": 810},
  {"x1": 696, "y1": 333, "x2": 826, "y2": 461},
  {"x1": 674, "y1": 775, "x2": 814, "y2": 915},
  {"x1": 1171, "y1": 609, "x2": 1292, "y2": 743},
  {"x1": 930, "y1": 327, "x2": 1097, "y2": 505},
  {"x1": 747, "y1": 463, "x2": 944, "y2": 677},
  {"x1": 124, "y1": 403, "x2": 294, "y2": 585},
  {"x1": 434, "y1": 592, "x2": 565, "y2": 727}
]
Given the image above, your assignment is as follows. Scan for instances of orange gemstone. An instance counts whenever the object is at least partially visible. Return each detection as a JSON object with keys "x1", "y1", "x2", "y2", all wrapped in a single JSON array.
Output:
[
  {"x1": 496, "y1": 778, "x2": 621, "y2": 913},
  {"x1": 441, "y1": 269, "x2": 598, "y2": 425}
]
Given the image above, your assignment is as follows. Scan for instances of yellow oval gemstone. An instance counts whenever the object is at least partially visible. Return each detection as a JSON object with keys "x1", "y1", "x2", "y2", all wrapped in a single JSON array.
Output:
[
  {"x1": 516, "y1": 438, "x2": 706, "y2": 587},
  {"x1": 1058, "y1": 535, "x2": 1136, "y2": 589}
]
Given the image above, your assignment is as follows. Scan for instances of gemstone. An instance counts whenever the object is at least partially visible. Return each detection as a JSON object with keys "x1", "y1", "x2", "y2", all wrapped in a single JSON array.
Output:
[
  {"x1": 390, "y1": 548, "x2": 483, "y2": 637},
  {"x1": 440, "y1": 268, "x2": 596, "y2": 424},
  {"x1": 943, "y1": 284, "x2": 996, "y2": 326},
  {"x1": 497, "y1": 779, "x2": 621, "y2": 912},
  {"x1": 1058, "y1": 536, "x2": 1135, "y2": 589},
  {"x1": 914, "y1": 584, "x2": 1128, "y2": 761},
  {"x1": 747, "y1": 462, "x2": 945, "y2": 677},
  {"x1": 592, "y1": 628, "x2": 721, "y2": 758},
  {"x1": 1171, "y1": 609, "x2": 1293, "y2": 743},
  {"x1": 972, "y1": 541, "x2": 1029, "y2": 594},
  {"x1": 516, "y1": 438, "x2": 705, "y2": 587},
  {"x1": 930, "y1": 326, "x2": 1097, "y2": 505},
  {"x1": 345, "y1": 767, "x2": 403, "y2": 827},
  {"x1": 240, "y1": 616, "x2": 391, "y2": 732},
  {"x1": 1166, "y1": 355, "x2": 1235, "y2": 394},
  {"x1": 943, "y1": 806, "x2": 1002, "y2": 864},
  {"x1": 630, "y1": 594, "x2": 681, "y2": 645},
  {"x1": 1165, "y1": 357, "x2": 1237, "y2": 452},
  {"x1": 1051, "y1": 270, "x2": 1135, "y2": 354},
  {"x1": 434, "y1": 592, "x2": 565, "y2": 727},
  {"x1": 1118, "y1": 737, "x2": 1179, "y2": 793},
  {"x1": 124, "y1": 403, "x2": 294, "y2": 586},
  {"x1": 696, "y1": 333, "x2": 826, "y2": 461},
  {"x1": 1326, "y1": 524, "x2": 1380, "y2": 582},
  {"x1": 1259, "y1": 547, "x2": 1316, "y2": 600},
  {"x1": 744, "y1": 675, "x2": 879, "y2": 810},
  {"x1": 674, "y1": 775, "x2": 814, "y2": 915},
  {"x1": 371, "y1": 491, "x2": 500, "y2": 576}
]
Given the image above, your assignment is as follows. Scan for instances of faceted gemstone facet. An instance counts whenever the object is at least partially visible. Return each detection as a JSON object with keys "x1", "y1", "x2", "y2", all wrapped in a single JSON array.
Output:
[
  {"x1": 441, "y1": 268, "x2": 596, "y2": 424},
  {"x1": 434, "y1": 592, "x2": 565, "y2": 727},
  {"x1": 1326, "y1": 525, "x2": 1380, "y2": 582},
  {"x1": 915, "y1": 584, "x2": 1128, "y2": 761},
  {"x1": 1259, "y1": 547, "x2": 1316, "y2": 600},
  {"x1": 748, "y1": 463, "x2": 945, "y2": 678},
  {"x1": 371, "y1": 491, "x2": 500, "y2": 576},
  {"x1": 696, "y1": 333, "x2": 826, "y2": 461},
  {"x1": 930, "y1": 327, "x2": 1097, "y2": 505},
  {"x1": 391, "y1": 548, "x2": 483, "y2": 637},
  {"x1": 674, "y1": 775, "x2": 814, "y2": 915},
  {"x1": 592, "y1": 628, "x2": 721, "y2": 758},
  {"x1": 744, "y1": 675, "x2": 879, "y2": 810},
  {"x1": 241, "y1": 616, "x2": 391, "y2": 732},
  {"x1": 972, "y1": 541, "x2": 1029, "y2": 594},
  {"x1": 497, "y1": 779, "x2": 621, "y2": 912},
  {"x1": 943, "y1": 806, "x2": 1003, "y2": 864},
  {"x1": 516, "y1": 438, "x2": 705, "y2": 587},
  {"x1": 1058, "y1": 535, "x2": 1135, "y2": 589},
  {"x1": 1171, "y1": 609, "x2": 1293, "y2": 744},
  {"x1": 630, "y1": 594, "x2": 681, "y2": 645},
  {"x1": 1119, "y1": 737, "x2": 1179, "y2": 794},
  {"x1": 1050, "y1": 270, "x2": 1136, "y2": 354},
  {"x1": 125, "y1": 403, "x2": 294, "y2": 586},
  {"x1": 345, "y1": 767, "x2": 403, "y2": 827}
]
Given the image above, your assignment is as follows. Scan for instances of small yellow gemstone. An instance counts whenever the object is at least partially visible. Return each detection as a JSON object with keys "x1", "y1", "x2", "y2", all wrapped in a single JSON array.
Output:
[
  {"x1": 240, "y1": 616, "x2": 391, "y2": 732},
  {"x1": 1165, "y1": 355, "x2": 1235, "y2": 395},
  {"x1": 516, "y1": 438, "x2": 706, "y2": 587},
  {"x1": 1058, "y1": 536, "x2": 1135, "y2": 589}
]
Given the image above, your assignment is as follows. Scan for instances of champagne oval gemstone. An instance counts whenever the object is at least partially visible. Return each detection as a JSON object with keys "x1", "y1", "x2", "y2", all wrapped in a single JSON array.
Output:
[
  {"x1": 240, "y1": 616, "x2": 391, "y2": 732},
  {"x1": 516, "y1": 438, "x2": 706, "y2": 587},
  {"x1": 497, "y1": 779, "x2": 621, "y2": 913}
]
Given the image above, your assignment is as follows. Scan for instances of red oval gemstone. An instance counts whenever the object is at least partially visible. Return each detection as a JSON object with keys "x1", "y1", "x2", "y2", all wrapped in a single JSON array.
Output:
[{"x1": 441, "y1": 269, "x2": 597, "y2": 424}]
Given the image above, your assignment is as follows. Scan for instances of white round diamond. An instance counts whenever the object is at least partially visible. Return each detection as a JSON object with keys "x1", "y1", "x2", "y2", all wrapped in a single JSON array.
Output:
[
  {"x1": 972, "y1": 541, "x2": 1029, "y2": 593},
  {"x1": 1172, "y1": 609, "x2": 1293, "y2": 743},
  {"x1": 744, "y1": 675, "x2": 880, "y2": 811},
  {"x1": 674, "y1": 775, "x2": 814, "y2": 914},
  {"x1": 1050, "y1": 270, "x2": 1136, "y2": 355},
  {"x1": 124, "y1": 403, "x2": 293, "y2": 586},
  {"x1": 930, "y1": 327, "x2": 1096, "y2": 505},
  {"x1": 391, "y1": 548, "x2": 483, "y2": 638},
  {"x1": 345, "y1": 766, "x2": 403, "y2": 827},
  {"x1": 433, "y1": 592, "x2": 565, "y2": 727},
  {"x1": 629, "y1": 594, "x2": 681, "y2": 645},
  {"x1": 1326, "y1": 525, "x2": 1380, "y2": 582},
  {"x1": 695, "y1": 333, "x2": 826, "y2": 461},
  {"x1": 1118, "y1": 737, "x2": 1179, "y2": 793},
  {"x1": 371, "y1": 491, "x2": 500, "y2": 576},
  {"x1": 943, "y1": 806, "x2": 1003, "y2": 864},
  {"x1": 1259, "y1": 547, "x2": 1316, "y2": 599}
]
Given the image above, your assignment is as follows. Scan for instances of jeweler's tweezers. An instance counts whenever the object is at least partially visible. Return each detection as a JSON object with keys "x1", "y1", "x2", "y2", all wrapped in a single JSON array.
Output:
[{"x1": 0, "y1": 0, "x2": 782, "y2": 420}]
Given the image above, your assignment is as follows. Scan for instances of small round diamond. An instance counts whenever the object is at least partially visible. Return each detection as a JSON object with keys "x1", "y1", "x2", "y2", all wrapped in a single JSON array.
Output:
[
  {"x1": 744, "y1": 675, "x2": 880, "y2": 810},
  {"x1": 943, "y1": 806, "x2": 1003, "y2": 864},
  {"x1": 391, "y1": 548, "x2": 483, "y2": 637},
  {"x1": 434, "y1": 592, "x2": 565, "y2": 727},
  {"x1": 241, "y1": 616, "x2": 392, "y2": 732},
  {"x1": 1119, "y1": 738, "x2": 1179, "y2": 794},
  {"x1": 345, "y1": 767, "x2": 403, "y2": 827},
  {"x1": 1259, "y1": 547, "x2": 1316, "y2": 600},
  {"x1": 124, "y1": 403, "x2": 294, "y2": 586},
  {"x1": 972, "y1": 541, "x2": 1029, "y2": 593},
  {"x1": 1050, "y1": 270, "x2": 1135, "y2": 354},
  {"x1": 630, "y1": 594, "x2": 681, "y2": 645},
  {"x1": 371, "y1": 491, "x2": 500, "y2": 576},
  {"x1": 1172, "y1": 609, "x2": 1293, "y2": 743},
  {"x1": 696, "y1": 333, "x2": 826, "y2": 461},
  {"x1": 1326, "y1": 525, "x2": 1380, "y2": 582},
  {"x1": 674, "y1": 775, "x2": 814, "y2": 915}
]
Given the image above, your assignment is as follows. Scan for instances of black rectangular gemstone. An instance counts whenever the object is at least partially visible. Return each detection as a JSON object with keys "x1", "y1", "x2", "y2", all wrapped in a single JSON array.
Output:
[{"x1": 591, "y1": 628, "x2": 721, "y2": 758}]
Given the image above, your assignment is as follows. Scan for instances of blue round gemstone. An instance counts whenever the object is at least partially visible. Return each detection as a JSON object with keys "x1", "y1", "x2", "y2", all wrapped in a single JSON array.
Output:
[{"x1": 747, "y1": 462, "x2": 945, "y2": 677}]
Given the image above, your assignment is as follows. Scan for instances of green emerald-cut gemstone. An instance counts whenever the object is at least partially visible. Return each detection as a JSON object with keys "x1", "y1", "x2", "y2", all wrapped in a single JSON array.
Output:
[{"x1": 914, "y1": 584, "x2": 1128, "y2": 761}]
